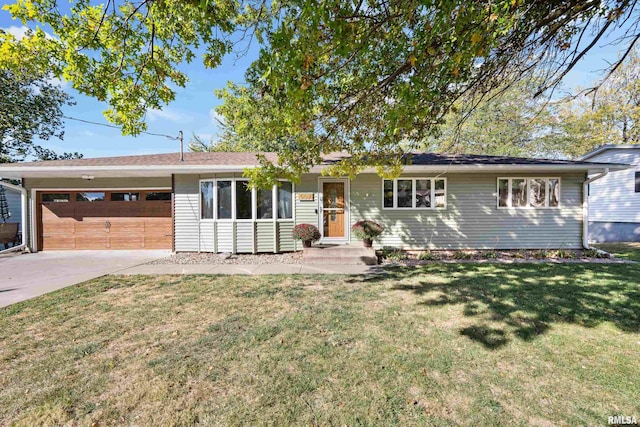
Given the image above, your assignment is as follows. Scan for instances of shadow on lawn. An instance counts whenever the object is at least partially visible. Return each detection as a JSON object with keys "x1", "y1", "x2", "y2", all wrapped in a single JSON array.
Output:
[{"x1": 351, "y1": 263, "x2": 640, "y2": 349}]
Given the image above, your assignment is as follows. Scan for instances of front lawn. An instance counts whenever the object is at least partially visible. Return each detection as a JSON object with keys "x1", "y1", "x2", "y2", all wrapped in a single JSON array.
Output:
[
  {"x1": 1, "y1": 264, "x2": 639, "y2": 425},
  {"x1": 595, "y1": 242, "x2": 640, "y2": 263}
]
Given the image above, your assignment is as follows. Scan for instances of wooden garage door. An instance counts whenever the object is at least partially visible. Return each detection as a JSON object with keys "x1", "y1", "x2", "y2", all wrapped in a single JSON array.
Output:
[{"x1": 38, "y1": 190, "x2": 172, "y2": 250}]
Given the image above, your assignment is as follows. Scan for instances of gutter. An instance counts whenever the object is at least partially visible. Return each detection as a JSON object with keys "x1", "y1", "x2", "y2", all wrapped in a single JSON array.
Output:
[
  {"x1": 0, "y1": 181, "x2": 29, "y2": 255},
  {"x1": 582, "y1": 169, "x2": 609, "y2": 249}
]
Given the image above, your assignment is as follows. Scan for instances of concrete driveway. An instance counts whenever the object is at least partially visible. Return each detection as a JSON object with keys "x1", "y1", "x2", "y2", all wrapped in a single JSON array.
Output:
[{"x1": 0, "y1": 250, "x2": 170, "y2": 308}]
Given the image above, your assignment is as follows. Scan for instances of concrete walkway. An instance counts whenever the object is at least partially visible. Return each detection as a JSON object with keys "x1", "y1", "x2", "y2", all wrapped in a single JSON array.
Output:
[
  {"x1": 112, "y1": 263, "x2": 387, "y2": 276},
  {"x1": 0, "y1": 250, "x2": 170, "y2": 308}
]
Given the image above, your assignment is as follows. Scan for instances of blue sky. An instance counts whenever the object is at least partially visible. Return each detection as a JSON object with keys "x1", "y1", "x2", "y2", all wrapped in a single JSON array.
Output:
[{"x1": 0, "y1": 8, "x2": 629, "y2": 158}]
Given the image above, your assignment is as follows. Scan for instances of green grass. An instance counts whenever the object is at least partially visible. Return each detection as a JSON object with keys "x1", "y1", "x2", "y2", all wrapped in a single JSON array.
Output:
[
  {"x1": 1, "y1": 264, "x2": 640, "y2": 426},
  {"x1": 595, "y1": 242, "x2": 640, "y2": 263}
]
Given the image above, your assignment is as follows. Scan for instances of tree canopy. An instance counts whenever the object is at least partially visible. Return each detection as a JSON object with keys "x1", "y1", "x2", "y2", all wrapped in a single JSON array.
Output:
[
  {"x1": 2, "y1": 0, "x2": 640, "y2": 181},
  {"x1": 0, "y1": 69, "x2": 81, "y2": 163}
]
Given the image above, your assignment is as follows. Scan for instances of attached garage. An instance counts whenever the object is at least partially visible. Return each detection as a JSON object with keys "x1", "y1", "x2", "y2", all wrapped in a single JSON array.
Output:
[{"x1": 37, "y1": 190, "x2": 172, "y2": 250}]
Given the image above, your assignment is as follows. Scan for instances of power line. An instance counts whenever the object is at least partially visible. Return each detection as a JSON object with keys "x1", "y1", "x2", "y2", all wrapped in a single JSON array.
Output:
[{"x1": 62, "y1": 115, "x2": 180, "y2": 139}]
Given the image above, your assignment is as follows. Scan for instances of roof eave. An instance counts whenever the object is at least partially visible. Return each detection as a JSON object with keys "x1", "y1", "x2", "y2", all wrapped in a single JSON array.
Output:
[{"x1": 311, "y1": 163, "x2": 630, "y2": 173}]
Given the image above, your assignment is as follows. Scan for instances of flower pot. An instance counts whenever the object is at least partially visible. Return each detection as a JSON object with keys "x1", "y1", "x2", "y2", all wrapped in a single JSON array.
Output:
[
  {"x1": 363, "y1": 239, "x2": 373, "y2": 248},
  {"x1": 302, "y1": 240, "x2": 312, "y2": 248}
]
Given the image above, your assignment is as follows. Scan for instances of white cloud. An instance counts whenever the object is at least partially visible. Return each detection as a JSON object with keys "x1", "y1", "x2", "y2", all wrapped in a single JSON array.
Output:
[
  {"x1": 2, "y1": 25, "x2": 56, "y2": 40},
  {"x1": 3, "y1": 25, "x2": 30, "y2": 40},
  {"x1": 147, "y1": 107, "x2": 184, "y2": 122}
]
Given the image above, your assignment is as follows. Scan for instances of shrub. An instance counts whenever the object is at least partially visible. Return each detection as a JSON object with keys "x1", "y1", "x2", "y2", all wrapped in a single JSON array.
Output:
[
  {"x1": 351, "y1": 220, "x2": 384, "y2": 241},
  {"x1": 386, "y1": 250, "x2": 408, "y2": 261},
  {"x1": 418, "y1": 250, "x2": 437, "y2": 261},
  {"x1": 379, "y1": 246, "x2": 407, "y2": 261},
  {"x1": 483, "y1": 250, "x2": 498, "y2": 259},
  {"x1": 292, "y1": 224, "x2": 321, "y2": 242},
  {"x1": 452, "y1": 251, "x2": 473, "y2": 260}
]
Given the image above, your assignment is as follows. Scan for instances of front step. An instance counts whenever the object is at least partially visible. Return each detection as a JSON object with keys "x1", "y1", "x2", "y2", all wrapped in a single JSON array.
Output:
[{"x1": 303, "y1": 244, "x2": 378, "y2": 265}]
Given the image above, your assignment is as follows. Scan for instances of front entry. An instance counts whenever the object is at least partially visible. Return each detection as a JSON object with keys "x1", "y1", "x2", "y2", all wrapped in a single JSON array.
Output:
[{"x1": 321, "y1": 181, "x2": 347, "y2": 239}]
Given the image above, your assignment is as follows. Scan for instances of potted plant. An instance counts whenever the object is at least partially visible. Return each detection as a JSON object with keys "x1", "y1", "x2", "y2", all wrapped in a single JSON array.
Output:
[
  {"x1": 351, "y1": 220, "x2": 384, "y2": 248},
  {"x1": 292, "y1": 223, "x2": 321, "y2": 248}
]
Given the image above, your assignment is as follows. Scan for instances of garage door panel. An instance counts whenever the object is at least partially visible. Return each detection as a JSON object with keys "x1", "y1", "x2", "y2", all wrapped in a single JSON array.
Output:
[
  {"x1": 41, "y1": 220, "x2": 76, "y2": 234},
  {"x1": 75, "y1": 220, "x2": 108, "y2": 233},
  {"x1": 42, "y1": 235, "x2": 76, "y2": 250},
  {"x1": 108, "y1": 219, "x2": 146, "y2": 234},
  {"x1": 109, "y1": 236, "x2": 145, "y2": 249},
  {"x1": 108, "y1": 204, "x2": 144, "y2": 217},
  {"x1": 144, "y1": 219, "x2": 172, "y2": 231},
  {"x1": 144, "y1": 236, "x2": 172, "y2": 249},
  {"x1": 42, "y1": 204, "x2": 75, "y2": 219},
  {"x1": 39, "y1": 190, "x2": 173, "y2": 251},
  {"x1": 75, "y1": 236, "x2": 110, "y2": 249},
  {"x1": 144, "y1": 202, "x2": 171, "y2": 217}
]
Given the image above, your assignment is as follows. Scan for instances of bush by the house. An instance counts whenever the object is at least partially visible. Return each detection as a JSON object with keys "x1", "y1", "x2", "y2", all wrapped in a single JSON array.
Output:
[
  {"x1": 292, "y1": 223, "x2": 321, "y2": 243},
  {"x1": 351, "y1": 220, "x2": 384, "y2": 241}
]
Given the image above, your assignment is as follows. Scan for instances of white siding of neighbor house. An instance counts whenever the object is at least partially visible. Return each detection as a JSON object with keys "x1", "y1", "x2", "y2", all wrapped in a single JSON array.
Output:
[
  {"x1": 349, "y1": 172, "x2": 585, "y2": 249},
  {"x1": 3, "y1": 187, "x2": 22, "y2": 226},
  {"x1": 585, "y1": 148, "x2": 640, "y2": 223}
]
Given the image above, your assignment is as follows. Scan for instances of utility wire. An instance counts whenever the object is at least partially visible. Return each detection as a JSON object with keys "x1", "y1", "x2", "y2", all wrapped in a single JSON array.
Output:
[{"x1": 62, "y1": 115, "x2": 180, "y2": 139}]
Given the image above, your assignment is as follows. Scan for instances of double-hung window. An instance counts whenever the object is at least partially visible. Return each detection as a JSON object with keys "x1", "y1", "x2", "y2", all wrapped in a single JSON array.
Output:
[
  {"x1": 200, "y1": 179, "x2": 293, "y2": 220},
  {"x1": 497, "y1": 177, "x2": 560, "y2": 208},
  {"x1": 382, "y1": 178, "x2": 446, "y2": 209}
]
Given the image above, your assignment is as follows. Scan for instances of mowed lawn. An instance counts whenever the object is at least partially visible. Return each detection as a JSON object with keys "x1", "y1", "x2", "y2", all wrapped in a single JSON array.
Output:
[{"x1": 1, "y1": 263, "x2": 639, "y2": 426}]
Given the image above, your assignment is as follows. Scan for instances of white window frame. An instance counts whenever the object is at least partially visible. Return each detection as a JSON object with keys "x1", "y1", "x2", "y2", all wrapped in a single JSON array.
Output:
[
  {"x1": 275, "y1": 179, "x2": 295, "y2": 222},
  {"x1": 496, "y1": 177, "x2": 561, "y2": 209},
  {"x1": 381, "y1": 177, "x2": 447, "y2": 210},
  {"x1": 234, "y1": 179, "x2": 253, "y2": 222},
  {"x1": 199, "y1": 178, "x2": 295, "y2": 222}
]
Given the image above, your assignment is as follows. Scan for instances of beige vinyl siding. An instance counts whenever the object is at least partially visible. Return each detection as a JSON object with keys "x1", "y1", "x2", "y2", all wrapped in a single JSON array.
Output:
[
  {"x1": 236, "y1": 222, "x2": 254, "y2": 253},
  {"x1": 216, "y1": 222, "x2": 234, "y2": 252},
  {"x1": 199, "y1": 221, "x2": 215, "y2": 252},
  {"x1": 174, "y1": 174, "x2": 200, "y2": 252},
  {"x1": 585, "y1": 149, "x2": 640, "y2": 223},
  {"x1": 350, "y1": 172, "x2": 584, "y2": 249},
  {"x1": 295, "y1": 173, "x2": 319, "y2": 226},
  {"x1": 277, "y1": 221, "x2": 296, "y2": 252},
  {"x1": 256, "y1": 222, "x2": 275, "y2": 253}
]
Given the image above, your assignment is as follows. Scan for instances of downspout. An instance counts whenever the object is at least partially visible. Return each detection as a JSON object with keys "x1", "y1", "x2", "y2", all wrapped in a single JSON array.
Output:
[
  {"x1": 582, "y1": 168, "x2": 609, "y2": 249},
  {"x1": 0, "y1": 181, "x2": 29, "y2": 254}
]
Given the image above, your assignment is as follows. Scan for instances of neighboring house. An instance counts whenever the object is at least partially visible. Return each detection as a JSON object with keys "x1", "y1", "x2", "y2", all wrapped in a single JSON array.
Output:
[
  {"x1": 579, "y1": 144, "x2": 640, "y2": 242},
  {"x1": 2, "y1": 184, "x2": 22, "y2": 227},
  {"x1": 0, "y1": 152, "x2": 627, "y2": 253}
]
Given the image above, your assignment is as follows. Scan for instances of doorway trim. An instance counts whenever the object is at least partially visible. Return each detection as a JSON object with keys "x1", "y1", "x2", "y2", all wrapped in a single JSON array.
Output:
[{"x1": 317, "y1": 177, "x2": 350, "y2": 244}]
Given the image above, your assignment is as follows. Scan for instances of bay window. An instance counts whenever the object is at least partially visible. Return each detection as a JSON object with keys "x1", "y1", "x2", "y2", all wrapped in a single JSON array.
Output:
[
  {"x1": 382, "y1": 178, "x2": 447, "y2": 209},
  {"x1": 277, "y1": 181, "x2": 293, "y2": 219},
  {"x1": 217, "y1": 180, "x2": 232, "y2": 219},
  {"x1": 498, "y1": 177, "x2": 560, "y2": 208},
  {"x1": 200, "y1": 179, "x2": 294, "y2": 220},
  {"x1": 235, "y1": 181, "x2": 252, "y2": 219}
]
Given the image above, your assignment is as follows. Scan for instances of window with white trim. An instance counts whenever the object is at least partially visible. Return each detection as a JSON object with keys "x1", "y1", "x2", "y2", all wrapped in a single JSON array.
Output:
[
  {"x1": 497, "y1": 177, "x2": 560, "y2": 208},
  {"x1": 382, "y1": 178, "x2": 446, "y2": 209},
  {"x1": 200, "y1": 179, "x2": 294, "y2": 220},
  {"x1": 277, "y1": 181, "x2": 293, "y2": 219}
]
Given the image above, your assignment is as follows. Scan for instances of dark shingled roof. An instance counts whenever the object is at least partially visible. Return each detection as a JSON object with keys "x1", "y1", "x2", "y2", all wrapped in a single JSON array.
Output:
[
  {"x1": 1, "y1": 151, "x2": 626, "y2": 168},
  {"x1": 404, "y1": 152, "x2": 603, "y2": 166}
]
